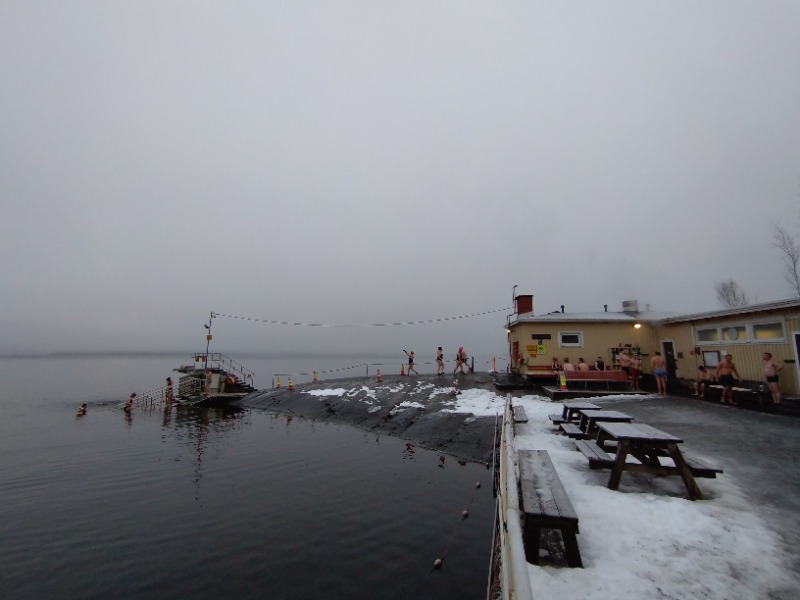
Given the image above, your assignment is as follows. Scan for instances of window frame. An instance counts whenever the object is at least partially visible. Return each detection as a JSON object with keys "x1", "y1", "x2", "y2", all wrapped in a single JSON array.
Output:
[
  {"x1": 558, "y1": 330, "x2": 584, "y2": 348},
  {"x1": 693, "y1": 318, "x2": 786, "y2": 345}
]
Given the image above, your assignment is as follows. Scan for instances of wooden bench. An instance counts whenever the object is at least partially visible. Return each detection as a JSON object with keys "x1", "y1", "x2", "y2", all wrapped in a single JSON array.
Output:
[
  {"x1": 517, "y1": 450, "x2": 583, "y2": 567},
  {"x1": 559, "y1": 422, "x2": 585, "y2": 438},
  {"x1": 526, "y1": 365, "x2": 558, "y2": 379},
  {"x1": 513, "y1": 405, "x2": 529, "y2": 423},
  {"x1": 565, "y1": 370, "x2": 629, "y2": 390},
  {"x1": 548, "y1": 413, "x2": 566, "y2": 424},
  {"x1": 575, "y1": 439, "x2": 615, "y2": 469},
  {"x1": 678, "y1": 452, "x2": 723, "y2": 478}
]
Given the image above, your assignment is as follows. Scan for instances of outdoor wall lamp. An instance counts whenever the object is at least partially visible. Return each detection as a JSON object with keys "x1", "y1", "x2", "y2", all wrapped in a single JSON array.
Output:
[{"x1": 634, "y1": 323, "x2": 642, "y2": 329}]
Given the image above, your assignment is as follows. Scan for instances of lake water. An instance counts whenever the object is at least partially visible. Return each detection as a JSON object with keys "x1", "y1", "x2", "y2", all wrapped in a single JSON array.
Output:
[{"x1": 0, "y1": 355, "x2": 496, "y2": 599}]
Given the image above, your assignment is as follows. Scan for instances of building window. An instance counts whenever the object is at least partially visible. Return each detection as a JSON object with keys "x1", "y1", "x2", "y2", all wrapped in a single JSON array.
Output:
[
  {"x1": 696, "y1": 328, "x2": 718, "y2": 343},
  {"x1": 721, "y1": 326, "x2": 747, "y2": 342},
  {"x1": 696, "y1": 320, "x2": 784, "y2": 344},
  {"x1": 752, "y1": 322, "x2": 784, "y2": 341},
  {"x1": 559, "y1": 331, "x2": 583, "y2": 347}
]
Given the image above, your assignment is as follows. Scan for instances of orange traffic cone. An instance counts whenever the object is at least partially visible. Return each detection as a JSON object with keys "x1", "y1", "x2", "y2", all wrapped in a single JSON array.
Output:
[
  {"x1": 400, "y1": 364, "x2": 405, "y2": 376},
  {"x1": 288, "y1": 377, "x2": 294, "y2": 391},
  {"x1": 313, "y1": 371, "x2": 318, "y2": 384},
  {"x1": 376, "y1": 369, "x2": 383, "y2": 383},
  {"x1": 559, "y1": 371, "x2": 567, "y2": 391},
  {"x1": 276, "y1": 377, "x2": 281, "y2": 389}
]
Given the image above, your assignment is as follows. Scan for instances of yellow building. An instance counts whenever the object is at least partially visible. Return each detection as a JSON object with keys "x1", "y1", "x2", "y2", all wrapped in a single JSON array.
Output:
[{"x1": 507, "y1": 295, "x2": 800, "y2": 395}]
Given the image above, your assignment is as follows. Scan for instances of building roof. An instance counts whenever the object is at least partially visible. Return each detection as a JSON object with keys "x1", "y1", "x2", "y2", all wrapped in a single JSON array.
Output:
[
  {"x1": 508, "y1": 297, "x2": 800, "y2": 328},
  {"x1": 509, "y1": 310, "x2": 679, "y2": 326},
  {"x1": 657, "y1": 298, "x2": 800, "y2": 324}
]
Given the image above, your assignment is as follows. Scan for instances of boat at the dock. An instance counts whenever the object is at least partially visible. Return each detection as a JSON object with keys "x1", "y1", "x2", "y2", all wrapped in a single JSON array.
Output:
[{"x1": 124, "y1": 352, "x2": 256, "y2": 411}]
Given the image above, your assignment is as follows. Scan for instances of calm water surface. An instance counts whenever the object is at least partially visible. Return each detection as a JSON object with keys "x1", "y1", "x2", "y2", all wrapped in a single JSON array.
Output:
[{"x1": 0, "y1": 356, "x2": 494, "y2": 599}]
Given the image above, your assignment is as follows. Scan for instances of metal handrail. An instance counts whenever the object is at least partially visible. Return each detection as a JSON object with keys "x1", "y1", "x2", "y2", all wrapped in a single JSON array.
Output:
[
  {"x1": 191, "y1": 352, "x2": 256, "y2": 386},
  {"x1": 120, "y1": 377, "x2": 206, "y2": 411}
]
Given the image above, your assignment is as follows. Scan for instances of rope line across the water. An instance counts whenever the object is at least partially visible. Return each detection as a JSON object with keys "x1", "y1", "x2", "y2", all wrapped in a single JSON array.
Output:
[{"x1": 213, "y1": 307, "x2": 512, "y2": 328}]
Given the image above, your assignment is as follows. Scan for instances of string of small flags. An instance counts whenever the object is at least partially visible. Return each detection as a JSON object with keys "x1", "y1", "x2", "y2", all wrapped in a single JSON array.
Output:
[{"x1": 212, "y1": 306, "x2": 512, "y2": 328}]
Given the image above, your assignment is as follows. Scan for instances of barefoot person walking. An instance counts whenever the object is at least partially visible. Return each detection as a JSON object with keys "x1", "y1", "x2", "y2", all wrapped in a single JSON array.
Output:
[{"x1": 651, "y1": 352, "x2": 668, "y2": 396}]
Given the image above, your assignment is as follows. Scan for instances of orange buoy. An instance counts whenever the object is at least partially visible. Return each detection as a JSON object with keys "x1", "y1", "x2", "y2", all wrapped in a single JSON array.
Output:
[
  {"x1": 288, "y1": 377, "x2": 294, "y2": 391},
  {"x1": 376, "y1": 369, "x2": 383, "y2": 383},
  {"x1": 400, "y1": 364, "x2": 405, "y2": 376}
]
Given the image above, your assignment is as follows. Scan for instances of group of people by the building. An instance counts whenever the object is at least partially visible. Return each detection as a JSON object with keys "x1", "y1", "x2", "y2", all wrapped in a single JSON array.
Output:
[
  {"x1": 522, "y1": 346, "x2": 784, "y2": 402},
  {"x1": 403, "y1": 346, "x2": 471, "y2": 376},
  {"x1": 693, "y1": 352, "x2": 782, "y2": 405}
]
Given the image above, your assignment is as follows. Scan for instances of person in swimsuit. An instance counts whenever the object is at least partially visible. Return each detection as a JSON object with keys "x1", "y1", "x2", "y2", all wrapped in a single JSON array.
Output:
[
  {"x1": 562, "y1": 358, "x2": 575, "y2": 372},
  {"x1": 551, "y1": 357, "x2": 562, "y2": 372},
  {"x1": 404, "y1": 350, "x2": 418, "y2": 375},
  {"x1": 124, "y1": 393, "x2": 137, "y2": 412},
  {"x1": 715, "y1": 354, "x2": 740, "y2": 405},
  {"x1": 762, "y1": 352, "x2": 782, "y2": 404},
  {"x1": 454, "y1": 347, "x2": 465, "y2": 374},
  {"x1": 75, "y1": 403, "x2": 87, "y2": 417},
  {"x1": 577, "y1": 358, "x2": 590, "y2": 372},
  {"x1": 618, "y1": 348, "x2": 631, "y2": 374},
  {"x1": 436, "y1": 347, "x2": 444, "y2": 375},
  {"x1": 595, "y1": 356, "x2": 606, "y2": 371},
  {"x1": 629, "y1": 353, "x2": 641, "y2": 391},
  {"x1": 651, "y1": 352, "x2": 668, "y2": 396},
  {"x1": 165, "y1": 377, "x2": 174, "y2": 406}
]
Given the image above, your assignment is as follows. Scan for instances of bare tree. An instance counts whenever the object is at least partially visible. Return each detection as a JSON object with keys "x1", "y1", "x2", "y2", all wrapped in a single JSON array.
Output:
[
  {"x1": 772, "y1": 224, "x2": 800, "y2": 297},
  {"x1": 714, "y1": 279, "x2": 750, "y2": 308}
]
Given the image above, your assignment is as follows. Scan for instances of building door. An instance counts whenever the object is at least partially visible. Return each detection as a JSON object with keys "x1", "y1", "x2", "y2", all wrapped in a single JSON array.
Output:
[
  {"x1": 793, "y1": 332, "x2": 800, "y2": 388},
  {"x1": 662, "y1": 340, "x2": 677, "y2": 379}
]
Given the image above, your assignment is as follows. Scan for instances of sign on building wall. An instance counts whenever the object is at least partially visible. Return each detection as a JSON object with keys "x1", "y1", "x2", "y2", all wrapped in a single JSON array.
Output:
[{"x1": 527, "y1": 344, "x2": 547, "y2": 356}]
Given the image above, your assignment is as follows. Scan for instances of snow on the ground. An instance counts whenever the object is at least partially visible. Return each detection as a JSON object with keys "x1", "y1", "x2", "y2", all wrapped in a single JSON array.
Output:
[
  {"x1": 298, "y1": 385, "x2": 797, "y2": 598},
  {"x1": 507, "y1": 393, "x2": 797, "y2": 600}
]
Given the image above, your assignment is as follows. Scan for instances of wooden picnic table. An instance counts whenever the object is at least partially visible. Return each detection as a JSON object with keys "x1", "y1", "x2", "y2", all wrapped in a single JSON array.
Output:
[
  {"x1": 577, "y1": 410, "x2": 633, "y2": 436},
  {"x1": 595, "y1": 421, "x2": 705, "y2": 501},
  {"x1": 561, "y1": 401, "x2": 601, "y2": 422}
]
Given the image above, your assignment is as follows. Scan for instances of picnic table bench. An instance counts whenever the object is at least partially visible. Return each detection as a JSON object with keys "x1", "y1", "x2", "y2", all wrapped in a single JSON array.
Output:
[
  {"x1": 513, "y1": 405, "x2": 529, "y2": 423},
  {"x1": 517, "y1": 450, "x2": 583, "y2": 567},
  {"x1": 565, "y1": 369, "x2": 629, "y2": 389},
  {"x1": 559, "y1": 422, "x2": 585, "y2": 438}
]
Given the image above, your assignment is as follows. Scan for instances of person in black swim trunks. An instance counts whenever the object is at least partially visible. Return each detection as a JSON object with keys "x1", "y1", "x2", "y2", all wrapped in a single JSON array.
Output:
[
  {"x1": 715, "y1": 354, "x2": 740, "y2": 405},
  {"x1": 762, "y1": 352, "x2": 782, "y2": 404},
  {"x1": 403, "y1": 350, "x2": 418, "y2": 375}
]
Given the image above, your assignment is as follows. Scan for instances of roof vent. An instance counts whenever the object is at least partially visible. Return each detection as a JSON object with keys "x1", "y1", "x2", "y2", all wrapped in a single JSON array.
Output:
[{"x1": 622, "y1": 300, "x2": 639, "y2": 314}]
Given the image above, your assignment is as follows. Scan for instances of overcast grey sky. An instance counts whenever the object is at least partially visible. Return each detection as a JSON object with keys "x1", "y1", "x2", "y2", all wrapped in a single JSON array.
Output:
[{"x1": 2, "y1": 2, "x2": 799, "y2": 358}]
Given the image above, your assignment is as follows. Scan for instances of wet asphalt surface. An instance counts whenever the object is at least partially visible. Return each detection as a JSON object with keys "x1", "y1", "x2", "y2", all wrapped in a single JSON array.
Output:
[{"x1": 239, "y1": 374, "x2": 800, "y2": 576}]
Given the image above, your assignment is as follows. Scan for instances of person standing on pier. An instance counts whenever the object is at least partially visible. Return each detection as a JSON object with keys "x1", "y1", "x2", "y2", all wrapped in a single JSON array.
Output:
[
  {"x1": 436, "y1": 347, "x2": 444, "y2": 375},
  {"x1": 404, "y1": 350, "x2": 418, "y2": 375},
  {"x1": 454, "y1": 347, "x2": 467, "y2": 374},
  {"x1": 165, "y1": 377, "x2": 174, "y2": 406}
]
